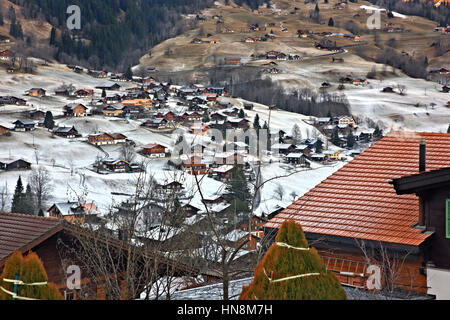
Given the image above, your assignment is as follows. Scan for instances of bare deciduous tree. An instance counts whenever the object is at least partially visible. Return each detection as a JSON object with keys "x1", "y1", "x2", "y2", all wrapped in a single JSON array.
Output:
[{"x1": 29, "y1": 166, "x2": 53, "y2": 211}]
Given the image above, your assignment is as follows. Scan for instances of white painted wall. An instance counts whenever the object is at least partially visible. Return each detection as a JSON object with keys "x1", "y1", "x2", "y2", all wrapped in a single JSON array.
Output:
[{"x1": 427, "y1": 267, "x2": 450, "y2": 300}]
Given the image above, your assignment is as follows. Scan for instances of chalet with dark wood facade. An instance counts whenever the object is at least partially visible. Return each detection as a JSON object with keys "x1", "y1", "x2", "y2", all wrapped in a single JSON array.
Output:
[
  {"x1": 0, "y1": 159, "x2": 31, "y2": 171},
  {"x1": 53, "y1": 126, "x2": 80, "y2": 138},
  {"x1": 141, "y1": 144, "x2": 167, "y2": 158},
  {"x1": 0, "y1": 212, "x2": 199, "y2": 300},
  {"x1": 13, "y1": 120, "x2": 35, "y2": 131}
]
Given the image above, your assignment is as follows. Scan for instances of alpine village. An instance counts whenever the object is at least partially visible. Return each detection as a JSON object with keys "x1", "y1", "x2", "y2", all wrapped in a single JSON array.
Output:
[{"x1": 0, "y1": 0, "x2": 449, "y2": 303}]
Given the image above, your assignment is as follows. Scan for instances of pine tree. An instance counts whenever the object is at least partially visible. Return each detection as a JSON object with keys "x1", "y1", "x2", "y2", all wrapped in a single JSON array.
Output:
[
  {"x1": 239, "y1": 221, "x2": 347, "y2": 300},
  {"x1": 0, "y1": 8, "x2": 4, "y2": 26},
  {"x1": 226, "y1": 165, "x2": 250, "y2": 213},
  {"x1": 24, "y1": 184, "x2": 35, "y2": 215},
  {"x1": 0, "y1": 251, "x2": 64, "y2": 300},
  {"x1": 346, "y1": 132, "x2": 355, "y2": 149},
  {"x1": 238, "y1": 109, "x2": 245, "y2": 118},
  {"x1": 11, "y1": 177, "x2": 24, "y2": 214},
  {"x1": 44, "y1": 111, "x2": 54, "y2": 130},
  {"x1": 202, "y1": 111, "x2": 210, "y2": 123},
  {"x1": 315, "y1": 139, "x2": 323, "y2": 154},
  {"x1": 49, "y1": 27, "x2": 56, "y2": 46},
  {"x1": 331, "y1": 127, "x2": 340, "y2": 146},
  {"x1": 253, "y1": 114, "x2": 260, "y2": 130},
  {"x1": 328, "y1": 17, "x2": 334, "y2": 27},
  {"x1": 447, "y1": 124, "x2": 450, "y2": 133},
  {"x1": 125, "y1": 66, "x2": 133, "y2": 80},
  {"x1": 102, "y1": 88, "x2": 106, "y2": 98},
  {"x1": 38, "y1": 209, "x2": 44, "y2": 217}
]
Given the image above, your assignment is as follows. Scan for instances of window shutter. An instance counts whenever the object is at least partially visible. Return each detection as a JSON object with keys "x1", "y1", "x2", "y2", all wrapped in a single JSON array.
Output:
[{"x1": 447, "y1": 199, "x2": 450, "y2": 239}]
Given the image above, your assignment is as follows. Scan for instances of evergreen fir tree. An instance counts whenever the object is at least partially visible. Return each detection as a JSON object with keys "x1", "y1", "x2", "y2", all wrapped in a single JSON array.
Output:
[
  {"x1": 331, "y1": 127, "x2": 340, "y2": 146},
  {"x1": 102, "y1": 89, "x2": 106, "y2": 98},
  {"x1": 202, "y1": 111, "x2": 210, "y2": 123},
  {"x1": 328, "y1": 17, "x2": 334, "y2": 27},
  {"x1": 44, "y1": 111, "x2": 54, "y2": 130},
  {"x1": 238, "y1": 109, "x2": 245, "y2": 118},
  {"x1": 24, "y1": 184, "x2": 35, "y2": 215},
  {"x1": 0, "y1": 251, "x2": 64, "y2": 300},
  {"x1": 0, "y1": 8, "x2": 4, "y2": 26},
  {"x1": 447, "y1": 124, "x2": 450, "y2": 133},
  {"x1": 226, "y1": 165, "x2": 250, "y2": 213},
  {"x1": 38, "y1": 209, "x2": 44, "y2": 217},
  {"x1": 253, "y1": 114, "x2": 261, "y2": 130},
  {"x1": 49, "y1": 27, "x2": 56, "y2": 46},
  {"x1": 327, "y1": 110, "x2": 332, "y2": 118},
  {"x1": 315, "y1": 139, "x2": 323, "y2": 154},
  {"x1": 239, "y1": 221, "x2": 347, "y2": 300},
  {"x1": 346, "y1": 132, "x2": 355, "y2": 149},
  {"x1": 11, "y1": 176, "x2": 24, "y2": 214},
  {"x1": 125, "y1": 66, "x2": 133, "y2": 80}
]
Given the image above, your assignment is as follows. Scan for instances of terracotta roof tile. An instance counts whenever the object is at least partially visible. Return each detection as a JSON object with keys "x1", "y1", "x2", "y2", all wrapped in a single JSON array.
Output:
[{"x1": 265, "y1": 132, "x2": 450, "y2": 246}]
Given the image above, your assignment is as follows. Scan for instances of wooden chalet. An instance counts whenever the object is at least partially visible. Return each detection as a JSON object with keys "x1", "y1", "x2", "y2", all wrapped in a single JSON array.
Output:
[
  {"x1": 0, "y1": 212, "x2": 199, "y2": 300},
  {"x1": 183, "y1": 204, "x2": 201, "y2": 217},
  {"x1": 122, "y1": 99, "x2": 153, "y2": 109},
  {"x1": 95, "y1": 83, "x2": 121, "y2": 91},
  {"x1": 154, "y1": 180, "x2": 183, "y2": 194},
  {"x1": 0, "y1": 125, "x2": 9, "y2": 136},
  {"x1": 286, "y1": 153, "x2": 309, "y2": 166},
  {"x1": 75, "y1": 89, "x2": 94, "y2": 98},
  {"x1": 53, "y1": 126, "x2": 79, "y2": 138},
  {"x1": 102, "y1": 159, "x2": 131, "y2": 173},
  {"x1": 265, "y1": 132, "x2": 450, "y2": 298},
  {"x1": 212, "y1": 165, "x2": 234, "y2": 181},
  {"x1": 13, "y1": 120, "x2": 35, "y2": 132},
  {"x1": 226, "y1": 118, "x2": 249, "y2": 130},
  {"x1": 0, "y1": 96, "x2": 26, "y2": 106},
  {"x1": 26, "y1": 88, "x2": 46, "y2": 97},
  {"x1": 29, "y1": 110, "x2": 45, "y2": 120},
  {"x1": 391, "y1": 165, "x2": 450, "y2": 299},
  {"x1": 141, "y1": 144, "x2": 167, "y2": 158},
  {"x1": 63, "y1": 103, "x2": 88, "y2": 117},
  {"x1": 141, "y1": 118, "x2": 168, "y2": 130},
  {"x1": 271, "y1": 143, "x2": 296, "y2": 155},
  {"x1": 0, "y1": 159, "x2": 31, "y2": 171},
  {"x1": 47, "y1": 202, "x2": 99, "y2": 224},
  {"x1": 103, "y1": 104, "x2": 125, "y2": 117},
  {"x1": 88, "y1": 133, "x2": 115, "y2": 146}
]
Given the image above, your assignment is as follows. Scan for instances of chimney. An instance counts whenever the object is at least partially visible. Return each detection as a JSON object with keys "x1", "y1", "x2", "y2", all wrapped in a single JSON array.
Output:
[{"x1": 419, "y1": 138, "x2": 426, "y2": 172}]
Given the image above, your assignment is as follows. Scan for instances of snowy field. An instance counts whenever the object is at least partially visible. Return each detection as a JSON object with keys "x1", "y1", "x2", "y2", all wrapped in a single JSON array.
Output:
[
  {"x1": 0, "y1": 62, "x2": 446, "y2": 217},
  {"x1": 273, "y1": 53, "x2": 450, "y2": 133},
  {"x1": 0, "y1": 64, "x2": 342, "y2": 216}
]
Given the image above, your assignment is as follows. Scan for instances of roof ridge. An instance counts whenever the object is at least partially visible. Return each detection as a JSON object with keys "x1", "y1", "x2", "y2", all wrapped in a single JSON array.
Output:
[{"x1": 0, "y1": 211, "x2": 59, "y2": 222}]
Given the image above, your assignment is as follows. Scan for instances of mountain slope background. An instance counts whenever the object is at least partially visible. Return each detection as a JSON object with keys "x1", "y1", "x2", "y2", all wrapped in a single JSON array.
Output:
[{"x1": 0, "y1": 0, "x2": 268, "y2": 70}]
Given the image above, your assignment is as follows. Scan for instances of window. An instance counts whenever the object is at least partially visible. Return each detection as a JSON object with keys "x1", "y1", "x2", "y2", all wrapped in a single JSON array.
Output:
[
  {"x1": 64, "y1": 291, "x2": 74, "y2": 300},
  {"x1": 447, "y1": 199, "x2": 450, "y2": 239}
]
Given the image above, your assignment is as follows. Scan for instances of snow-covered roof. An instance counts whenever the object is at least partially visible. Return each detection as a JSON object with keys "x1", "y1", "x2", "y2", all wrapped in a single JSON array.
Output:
[{"x1": 224, "y1": 229, "x2": 248, "y2": 242}]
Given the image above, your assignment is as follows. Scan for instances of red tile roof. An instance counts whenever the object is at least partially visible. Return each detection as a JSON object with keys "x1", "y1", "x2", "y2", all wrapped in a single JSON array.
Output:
[
  {"x1": 0, "y1": 212, "x2": 63, "y2": 267},
  {"x1": 265, "y1": 132, "x2": 450, "y2": 246}
]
